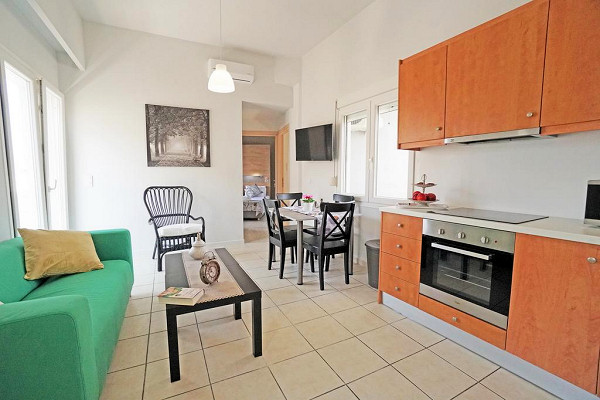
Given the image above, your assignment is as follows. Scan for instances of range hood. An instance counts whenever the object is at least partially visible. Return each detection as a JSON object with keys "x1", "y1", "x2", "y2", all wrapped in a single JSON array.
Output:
[{"x1": 444, "y1": 128, "x2": 553, "y2": 144}]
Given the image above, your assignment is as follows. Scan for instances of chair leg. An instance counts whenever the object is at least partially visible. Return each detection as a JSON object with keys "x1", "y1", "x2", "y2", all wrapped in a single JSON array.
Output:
[
  {"x1": 268, "y1": 244, "x2": 273, "y2": 270},
  {"x1": 343, "y1": 251, "x2": 350, "y2": 284},
  {"x1": 279, "y1": 246, "x2": 286, "y2": 279},
  {"x1": 309, "y1": 252, "x2": 315, "y2": 273},
  {"x1": 325, "y1": 256, "x2": 330, "y2": 272},
  {"x1": 158, "y1": 253, "x2": 163, "y2": 272},
  {"x1": 291, "y1": 246, "x2": 295, "y2": 264},
  {"x1": 152, "y1": 240, "x2": 157, "y2": 259},
  {"x1": 305, "y1": 250, "x2": 310, "y2": 263},
  {"x1": 318, "y1": 254, "x2": 325, "y2": 290}
]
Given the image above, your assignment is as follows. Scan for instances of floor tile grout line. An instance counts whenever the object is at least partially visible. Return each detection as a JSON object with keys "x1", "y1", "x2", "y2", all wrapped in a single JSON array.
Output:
[
  {"x1": 388, "y1": 359, "x2": 436, "y2": 400},
  {"x1": 428, "y1": 341, "x2": 502, "y2": 383}
]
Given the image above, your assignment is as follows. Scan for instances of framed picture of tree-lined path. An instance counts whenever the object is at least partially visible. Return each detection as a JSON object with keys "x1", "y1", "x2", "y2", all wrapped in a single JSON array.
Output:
[{"x1": 145, "y1": 104, "x2": 210, "y2": 167}]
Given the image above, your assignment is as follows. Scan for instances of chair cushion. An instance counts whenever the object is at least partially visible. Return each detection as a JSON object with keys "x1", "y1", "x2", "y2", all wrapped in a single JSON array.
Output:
[
  {"x1": 157, "y1": 223, "x2": 203, "y2": 237},
  {"x1": 302, "y1": 235, "x2": 346, "y2": 254}
]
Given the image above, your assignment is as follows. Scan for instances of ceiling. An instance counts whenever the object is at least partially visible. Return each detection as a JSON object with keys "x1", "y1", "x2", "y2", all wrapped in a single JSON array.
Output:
[{"x1": 71, "y1": 0, "x2": 376, "y2": 58}]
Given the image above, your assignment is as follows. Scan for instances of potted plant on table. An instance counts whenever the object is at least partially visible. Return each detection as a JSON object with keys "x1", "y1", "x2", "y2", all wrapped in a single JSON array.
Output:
[{"x1": 302, "y1": 195, "x2": 316, "y2": 212}]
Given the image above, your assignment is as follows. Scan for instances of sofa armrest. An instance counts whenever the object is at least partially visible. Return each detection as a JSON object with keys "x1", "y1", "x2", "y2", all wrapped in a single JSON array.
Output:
[
  {"x1": 91, "y1": 229, "x2": 133, "y2": 267},
  {"x1": 0, "y1": 295, "x2": 100, "y2": 400}
]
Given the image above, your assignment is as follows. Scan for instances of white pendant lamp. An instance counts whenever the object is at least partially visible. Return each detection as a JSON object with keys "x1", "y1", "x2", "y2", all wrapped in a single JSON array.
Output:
[{"x1": 208, "y1": 0, "x2": 235, "y2": 93}]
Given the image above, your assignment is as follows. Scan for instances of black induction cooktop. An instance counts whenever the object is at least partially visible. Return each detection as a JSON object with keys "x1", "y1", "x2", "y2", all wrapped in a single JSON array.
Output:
[{"x1": 430, "y1": 207, "x2": 548, "y2": 224}]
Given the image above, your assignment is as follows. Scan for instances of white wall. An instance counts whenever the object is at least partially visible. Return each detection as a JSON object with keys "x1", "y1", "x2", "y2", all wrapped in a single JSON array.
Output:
[
  {"x1": 60, "y1": 22, "x2": 292, "y2": 254},
  {"x1": 0, "y1": 1, "x2": 61, "y2": 240},
  {"x1": 242, "y1": 102, "x2": 287, "y2": 131},
  {"x1": 297, "y1": 0, "x2": 600, "y2": 261}
]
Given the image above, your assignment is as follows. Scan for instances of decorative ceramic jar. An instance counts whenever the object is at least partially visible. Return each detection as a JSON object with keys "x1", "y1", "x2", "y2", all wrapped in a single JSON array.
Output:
[{"x1": 189, "y1": 234, "x2": 206, "y2": 260}]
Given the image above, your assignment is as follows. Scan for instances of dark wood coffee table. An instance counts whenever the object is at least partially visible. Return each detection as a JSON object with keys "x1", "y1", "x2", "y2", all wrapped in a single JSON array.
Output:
[{"x1": 164, "y1": 248, "x2": 262, "y2": 382}]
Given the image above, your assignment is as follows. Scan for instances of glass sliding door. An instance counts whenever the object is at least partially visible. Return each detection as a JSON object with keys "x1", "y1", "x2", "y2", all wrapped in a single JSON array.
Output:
[
  {"x1": 42, "y1": 83, "x2": 68, "y2": 229},
  {"x1": 2, "y1": 61, "x2": 46, "y2": 230}
]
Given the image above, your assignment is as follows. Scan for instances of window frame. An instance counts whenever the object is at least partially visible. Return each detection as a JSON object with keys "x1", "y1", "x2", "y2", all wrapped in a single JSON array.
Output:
[
  {"x1": 338, "y1": 90, "x2": 414, "y2": 206},
  {"x1": 0, "y1": 59, "x2": 47, "y2": 232}
]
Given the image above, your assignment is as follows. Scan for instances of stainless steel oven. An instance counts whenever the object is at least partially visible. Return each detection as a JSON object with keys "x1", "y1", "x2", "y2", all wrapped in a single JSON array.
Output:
[{"x1": 420, "y1": 219, "x2": 515, "y2": 329}]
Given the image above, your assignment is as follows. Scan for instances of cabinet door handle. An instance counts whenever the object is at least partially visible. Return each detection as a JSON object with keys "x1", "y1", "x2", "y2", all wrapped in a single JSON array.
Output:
[
  {"x1": 452, "y1": 316, "x2": 458, "y2": 322},
  {"x1": 396, "y1": 244, "x2": 402, "y2": 249},
  {"x1": 588, "y1": 257, "x2": 597, "y2": 264},
  {"x1": 394, "y1": 286, "x2": 400, "y2": 291},
  {"x1": 435, "y1": 127, "x2": 442, "y2": 131},
  {"x1": 526, "y1": 112, "x2": 534, "y2": 118},
  {"x1": 395, "y1": 265, "x2": 400, "y2": 270},
  {"x1": 397, "y1": 223, "x2": 403, "y2": 228}
]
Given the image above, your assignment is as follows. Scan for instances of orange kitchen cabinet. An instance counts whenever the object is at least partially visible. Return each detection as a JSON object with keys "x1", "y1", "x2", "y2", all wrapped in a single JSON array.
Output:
[
  {"x1": 506, "y1": 234, "x2": 600, "y2": 393},
  {"x1": 540, "y1": 0, "x2": 600, "y2": 135},
  {"x1": 397, "y1": 46, "x2": 447, "y2": 149},
  {"x1": 445, "y1": 0, "x2": 549, "y2": 138}
]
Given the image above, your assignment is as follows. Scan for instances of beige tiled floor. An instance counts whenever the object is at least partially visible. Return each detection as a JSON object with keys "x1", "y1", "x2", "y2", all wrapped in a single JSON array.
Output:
[{"x1": 101, "y1": 238, "x2": 561, "y2": 400}]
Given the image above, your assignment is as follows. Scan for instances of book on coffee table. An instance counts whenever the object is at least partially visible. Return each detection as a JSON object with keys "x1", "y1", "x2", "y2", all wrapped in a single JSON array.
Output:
[{"x1": 157, "y1": 287, "x2": 204, "y2": 306}]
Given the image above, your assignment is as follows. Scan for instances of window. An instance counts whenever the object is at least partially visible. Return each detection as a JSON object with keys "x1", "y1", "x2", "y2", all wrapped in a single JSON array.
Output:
[
  {"x1": 43, "y1": 84, "x2": 68, "y2": 230},
  {"x1": 3, "y1": 62, "x2": 46, "y2": 229},
  {"x1": 343, "y1": 110, "x2": 368, "y2": 196},
  {"x1": 339, "y1": 91, "x2": 413, "y2": 204},
  {"x1": 0, "y1": 60, "x2": 69, "y2": 234}
]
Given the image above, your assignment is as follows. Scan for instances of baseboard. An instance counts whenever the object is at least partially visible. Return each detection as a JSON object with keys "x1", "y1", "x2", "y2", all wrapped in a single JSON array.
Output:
[{"x1": 382, "y1": 293, "x2": 596, "y2": 400}]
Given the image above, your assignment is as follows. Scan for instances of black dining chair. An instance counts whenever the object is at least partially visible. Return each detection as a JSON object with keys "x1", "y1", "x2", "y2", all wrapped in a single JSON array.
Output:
[
  {"x1": 263, "y1": 199, "x2": 297, "y2": 279},
  {"x1": 276, "y1": 192, "x2": 303, "y2": 207},
  {"x1": 303, "y1": 202, "x2": 355, "y2": 290},
  {"x1": 303, "y1": 194, "x2": 355, "y2": 264},
  {"x1": 144, "y1": 186, "x2": 206, "y2": 272}
]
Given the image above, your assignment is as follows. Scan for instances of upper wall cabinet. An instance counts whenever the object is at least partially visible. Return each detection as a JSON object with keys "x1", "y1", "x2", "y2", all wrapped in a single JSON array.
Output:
[
  {"x1": 397, "y1": 46, "x2": 447, "y2": 149},
  {"x1": 444, "y1": 0, "x2": 549, "y2": 138},
  {"x1": 540, "y1": 0, "x2": 600, "y2": 135}
]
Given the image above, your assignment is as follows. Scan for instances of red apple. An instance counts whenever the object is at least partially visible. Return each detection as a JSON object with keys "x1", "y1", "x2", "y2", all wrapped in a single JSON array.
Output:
[
  {"x1": 416, "y1": 193, "x2": 427, "y2": 201},
  {"x1": 426, "y1": 193, "x2": 437, "y2": 201},
  {"x1": 412, "y1": 191, "x2": 422, "y2": 200}
]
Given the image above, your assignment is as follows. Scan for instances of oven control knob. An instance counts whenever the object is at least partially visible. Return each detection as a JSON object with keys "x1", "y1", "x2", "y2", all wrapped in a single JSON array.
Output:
[
  {"x1": 480, "y1": 236, "x2": 490, "y2": 244},
  {"x1": 437, "y1": 228, "x2": 445, "y2": 235},
  {"x1": 457, "y1": 232, "x2": 466, "y2": 239}
]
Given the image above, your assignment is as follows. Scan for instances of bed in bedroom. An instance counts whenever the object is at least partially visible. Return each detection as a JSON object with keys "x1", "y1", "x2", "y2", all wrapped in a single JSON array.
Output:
[{"x1": 243, "y1": 185, "x2": 267, "y2": 220}]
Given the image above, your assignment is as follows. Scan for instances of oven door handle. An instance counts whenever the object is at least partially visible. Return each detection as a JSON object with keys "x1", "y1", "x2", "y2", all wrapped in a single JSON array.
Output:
[{"x1": 431, "y1": 242, "x2": 492, "y2": 261}]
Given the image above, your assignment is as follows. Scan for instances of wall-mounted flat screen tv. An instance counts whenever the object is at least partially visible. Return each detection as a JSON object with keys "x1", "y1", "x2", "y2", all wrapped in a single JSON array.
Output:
[{"x1": 295, "y1": 124, "x2": 333, "y2": 161}]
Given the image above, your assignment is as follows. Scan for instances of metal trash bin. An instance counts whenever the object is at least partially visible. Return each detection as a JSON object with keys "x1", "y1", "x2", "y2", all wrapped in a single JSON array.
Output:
[{"x1": 365, "y1": 239, "x2": 380, "y2": 289}]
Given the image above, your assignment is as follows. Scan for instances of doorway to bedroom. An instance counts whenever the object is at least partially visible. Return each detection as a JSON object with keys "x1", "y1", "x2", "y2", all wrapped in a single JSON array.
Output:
[{"x1": 241, "y1": 102, "x2": 289, "y2": 243}]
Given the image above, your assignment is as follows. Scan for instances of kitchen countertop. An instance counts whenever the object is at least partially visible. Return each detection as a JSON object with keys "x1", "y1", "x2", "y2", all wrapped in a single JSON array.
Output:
[{"x1": 380, "y1": 206, "x2": 600, "y2": 246}]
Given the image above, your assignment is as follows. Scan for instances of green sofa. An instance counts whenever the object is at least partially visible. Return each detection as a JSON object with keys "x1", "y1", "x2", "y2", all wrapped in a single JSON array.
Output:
[{"x1": 0, "y1": 229, "x2": 134, "y2": 400}]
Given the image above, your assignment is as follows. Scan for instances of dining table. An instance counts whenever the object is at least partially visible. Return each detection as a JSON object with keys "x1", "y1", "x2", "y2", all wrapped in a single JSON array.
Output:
[{"x1": 278, "y1": 206, "x2": 358, "y2": 285}]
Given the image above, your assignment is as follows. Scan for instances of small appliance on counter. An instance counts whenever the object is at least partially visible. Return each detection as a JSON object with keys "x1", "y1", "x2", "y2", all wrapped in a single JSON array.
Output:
[{"x1": 584, "y1": 180, "x2": 600, "y2": 226}]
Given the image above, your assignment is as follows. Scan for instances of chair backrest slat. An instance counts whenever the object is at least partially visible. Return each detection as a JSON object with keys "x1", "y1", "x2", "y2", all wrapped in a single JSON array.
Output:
[
  {"x1": 332, "y1": 193, "x2": 355, "y2": 203},
  {"x1": 319, "y1": 202, "x2": 355, "y2": 247},
  {"x1": 144, "y1": 186, "x2": 194, "y2": 229},
  {"x1": 276, "y1": 192, "x2": 303, "y2": 207},
  {"x1": 263, "y1": 199, "x2": 285, "y2": 237}
]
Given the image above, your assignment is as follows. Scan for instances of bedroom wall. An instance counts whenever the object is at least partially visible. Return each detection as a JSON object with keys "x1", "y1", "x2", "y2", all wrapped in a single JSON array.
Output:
[
  {"x1": 60, "y1": 22, "x2": 292, "y2": 254},
  {"x1": 297, "y1": 0, "x2": 600, "y2": 262}
]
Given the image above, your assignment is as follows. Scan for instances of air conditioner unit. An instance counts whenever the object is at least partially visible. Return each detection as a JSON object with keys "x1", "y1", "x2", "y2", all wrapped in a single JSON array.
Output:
[{"x1": 207, "y1": 59, "x2": 254, "y2": 85}]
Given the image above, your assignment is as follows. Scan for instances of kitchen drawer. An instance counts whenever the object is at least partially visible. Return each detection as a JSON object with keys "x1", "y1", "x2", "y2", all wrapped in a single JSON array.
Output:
[
  {"x1": 381, "y1": 233, "x2": 422, "y2": 263},
  {"x1": 419, "y1": 295, "x2": 507, "y2": 349},
  {"x1": 379, "y1": 273, "x2": 418, "y2": 306},
  {"x1": 381, "y1": 213, "x2": 422, "y2": 239},
  {"x1": 380, "y1": 252, "x2": 420, "y2": 285}
]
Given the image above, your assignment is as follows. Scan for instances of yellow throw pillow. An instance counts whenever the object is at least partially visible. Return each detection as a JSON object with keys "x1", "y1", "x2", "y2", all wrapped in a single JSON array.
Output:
[{"x1": 18, "y1": 229, "x2": 104, "y2": 280}]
